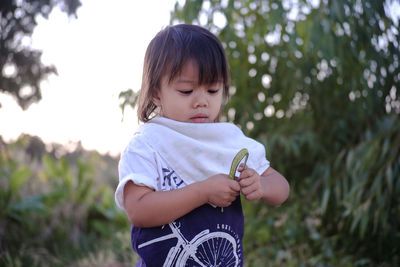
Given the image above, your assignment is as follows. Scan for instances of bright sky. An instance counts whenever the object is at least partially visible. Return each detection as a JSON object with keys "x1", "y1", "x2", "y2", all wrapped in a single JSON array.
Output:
[
  {"x1": 0, "y1": 0, "x2": 178, "y2": 156},
  {"x1": 1, "y1": 0, "x2": 399, "y2": 156}
]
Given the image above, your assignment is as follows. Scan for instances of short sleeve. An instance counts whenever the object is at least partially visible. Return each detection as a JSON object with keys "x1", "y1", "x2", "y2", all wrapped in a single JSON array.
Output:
[
  {"x1": 114, "y1": 137, "x2": 159, "y2": 210},
  {"x1": 246, "y1": 138, "x2": 270, "y2": 175},
  {"x1": 255, "y1": 158, "x2": 270, "y2": 175}
]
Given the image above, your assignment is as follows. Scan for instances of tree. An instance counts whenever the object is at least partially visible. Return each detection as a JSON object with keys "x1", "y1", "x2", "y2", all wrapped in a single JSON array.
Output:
[
  {"x1": 0, "y1": 0, "x2": 81, "y2": 110},
  {"x1": 170, "y1": 0, "x2": 400, "y2": 265}
]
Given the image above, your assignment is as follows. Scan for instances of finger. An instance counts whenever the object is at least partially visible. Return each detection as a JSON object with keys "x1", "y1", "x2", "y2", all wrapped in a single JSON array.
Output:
[
  {"x1": 224, "y1": 191, "x2": 237, "y2": 200},
  {"x1": 229, "y1": 180, "x2": 241, "y2": 192},
  {"x1": 230, "y1": 191, "x2": 240, "y2": 198},
  {"x1": 241, "y1": 186, "x2": 251, "y2": 196},
  {"x1": 241, "y1": 184, "x2": 259, "y2": 198},
  {"x1": 222, "y1": 198, "x2": 234, "y2": 207},
  {"x1": 241, "y1": 183, "x2": 259, "y2": 196},
  {"x1": 239, "y1": 176, "x2": 255, "y2": 187},
  {"x1": 239, "y1": 168, "x2": 256, "y2": 179},
  {"x1": 237, "y1": 163, "x2": 247, "y2": 172},
  {"x1": 228, "y1": 195, "x2": 237, "y2": 203},
  {"x1": 245, "y1": 191, "x2": 262, "y2": 201}
]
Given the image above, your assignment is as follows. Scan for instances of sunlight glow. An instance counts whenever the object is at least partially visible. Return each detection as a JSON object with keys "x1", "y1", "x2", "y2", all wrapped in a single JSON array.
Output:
[{"x1": 0, "y1": 0, "x2": 176, "y2": 156}]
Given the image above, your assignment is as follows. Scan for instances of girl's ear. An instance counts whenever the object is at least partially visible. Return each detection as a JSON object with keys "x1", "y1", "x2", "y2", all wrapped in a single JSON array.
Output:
[{"x1": 152, "y1": 92, "x2": 161, "y2": 107}]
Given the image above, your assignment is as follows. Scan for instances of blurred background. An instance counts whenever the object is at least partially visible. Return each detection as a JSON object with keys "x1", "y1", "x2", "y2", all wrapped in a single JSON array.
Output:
[{"x1": 1, "y1": 0, "x2": 399, "y2": 266}]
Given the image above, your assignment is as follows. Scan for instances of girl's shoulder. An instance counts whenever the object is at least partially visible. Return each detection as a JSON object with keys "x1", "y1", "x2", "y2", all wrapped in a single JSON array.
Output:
[{"x1": 123, "y1": 131, "x2": 155, "y2": 154}]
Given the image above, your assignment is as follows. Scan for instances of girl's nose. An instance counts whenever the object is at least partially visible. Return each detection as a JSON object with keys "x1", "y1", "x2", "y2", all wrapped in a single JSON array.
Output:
[{"x1": 193, "y1": 91, "x2": 208, "y2": 108}]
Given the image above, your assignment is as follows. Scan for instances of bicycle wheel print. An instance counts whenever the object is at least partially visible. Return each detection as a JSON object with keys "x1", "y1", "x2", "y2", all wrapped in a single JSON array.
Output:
[{"x1": 182, "y1": 233, "x2": 239, "y2": 267}]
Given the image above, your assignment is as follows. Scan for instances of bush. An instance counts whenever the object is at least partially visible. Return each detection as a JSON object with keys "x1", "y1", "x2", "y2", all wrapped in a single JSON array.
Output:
[{"x1": 0, "y1": 136, "x2": 133, "y2": 266}]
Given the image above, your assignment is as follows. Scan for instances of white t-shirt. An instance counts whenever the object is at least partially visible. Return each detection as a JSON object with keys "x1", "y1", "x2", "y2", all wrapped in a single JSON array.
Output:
[
  {"x1": 116, "y1": 137, "x2": 187, "y2": 209},
  {"x1": 115, "y1": 117, "x2": 270, "y2": 210}
]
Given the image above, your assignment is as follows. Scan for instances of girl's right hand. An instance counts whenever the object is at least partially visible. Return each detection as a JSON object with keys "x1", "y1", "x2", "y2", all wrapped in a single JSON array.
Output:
[{"x1": 201, "y1": 174, "x2": 241, "y2": 207}]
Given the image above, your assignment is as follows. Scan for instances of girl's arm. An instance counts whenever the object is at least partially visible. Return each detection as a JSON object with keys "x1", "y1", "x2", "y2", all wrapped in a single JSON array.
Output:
[
  {"x1": 124, "y1": 174, "x2": 241, "y2": 228},
  {"x1": 238, "y1": 166, "x2": 290, "y2": 205}
]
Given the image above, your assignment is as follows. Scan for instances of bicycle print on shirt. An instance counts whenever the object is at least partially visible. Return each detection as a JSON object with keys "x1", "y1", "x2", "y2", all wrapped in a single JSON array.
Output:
[
  {"x1": 138, "y1": 221, "x2": 240, "y2": 267},
  {"x1": 138, "y1": 165, "x2": 243, "y2": 266}
]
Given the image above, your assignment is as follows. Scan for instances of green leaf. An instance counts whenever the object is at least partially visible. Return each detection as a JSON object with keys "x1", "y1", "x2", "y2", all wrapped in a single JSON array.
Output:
[
  {"x1": 385, "y1": 167, "x2": 393, "y2": 195},
  {"x1": 43, "y1": 154, "x2": 58, "y2": 179},
  {"x1": 350, "y1": 210, "x2": 362, "y2": 234},
  {"x1": 321, "y1": 188, "x2": 331, "y2": 214},
  {"x1": 9, "y1": 195, "x2": 46, "y2": 214},
  {"x1": 9, "y1": 167, "x2": 31, "y2": 195}
]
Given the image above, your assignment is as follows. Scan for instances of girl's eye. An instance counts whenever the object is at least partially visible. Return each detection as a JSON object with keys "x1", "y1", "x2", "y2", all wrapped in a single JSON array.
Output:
[
  {"x1": 179, "y1": 90, "x2": 193, "y2": 95},
  {"x1": 208, "y1": 89, "x2": 219, "y2": 94}
]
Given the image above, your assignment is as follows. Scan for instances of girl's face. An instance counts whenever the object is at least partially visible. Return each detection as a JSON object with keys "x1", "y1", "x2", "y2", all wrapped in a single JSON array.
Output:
[{"x1": 153, "y1": 60, "x2": 224, "y2": 123}]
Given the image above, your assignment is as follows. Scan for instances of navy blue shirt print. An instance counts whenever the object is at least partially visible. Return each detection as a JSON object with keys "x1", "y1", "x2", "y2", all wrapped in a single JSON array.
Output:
[{"x1": 131, "y1": 196, "x2": 244, "y2": 267}]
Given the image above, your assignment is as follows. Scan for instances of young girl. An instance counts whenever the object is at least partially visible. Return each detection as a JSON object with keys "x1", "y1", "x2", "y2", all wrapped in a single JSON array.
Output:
[{"x1": 115, "y1": 24, "x2": 290, "y2": 267}]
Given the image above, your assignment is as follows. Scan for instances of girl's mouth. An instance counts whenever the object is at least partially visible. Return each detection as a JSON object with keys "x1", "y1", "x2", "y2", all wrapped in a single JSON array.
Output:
[{"x1": 190, "y1": 115, "x2": 208, "y2": 123}]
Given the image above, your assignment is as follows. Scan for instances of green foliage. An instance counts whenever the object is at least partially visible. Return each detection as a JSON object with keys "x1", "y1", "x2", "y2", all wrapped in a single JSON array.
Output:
[
  {"x1": 171, "y1": 0, "x2": 400, "y2": 265},
  {"x1": 0, "y1": 136, "x2": 134, "y2": 266},
  {"x1": 323, "y1": 115, "x2": 400, "y2": 259},
  {"x1": 119, "y1": 88, "x2": 139, "y2": 119},
  {"x1": 0, "y1": 0, "x2": 81, "y2": 109}
]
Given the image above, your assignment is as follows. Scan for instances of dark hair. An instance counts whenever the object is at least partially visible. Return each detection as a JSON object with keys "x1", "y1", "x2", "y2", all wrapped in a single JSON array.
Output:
[{"x1": 137, "y1": 24, "x2": 230, "y2": 122}]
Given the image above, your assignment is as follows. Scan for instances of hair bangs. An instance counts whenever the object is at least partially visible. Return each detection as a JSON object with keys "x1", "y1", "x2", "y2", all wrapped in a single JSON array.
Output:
[
  {"x1": 165, "y1": 25, "x2": 229, "y2": 88},
  {"x1": 191, "y1": 36, "x2": 227, "y2": 86}
]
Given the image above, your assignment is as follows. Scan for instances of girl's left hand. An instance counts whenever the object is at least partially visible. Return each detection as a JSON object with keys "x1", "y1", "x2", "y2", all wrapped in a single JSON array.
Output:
[{"x1": 236, "y1": 165, "x2": 264, "y2": 200}]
